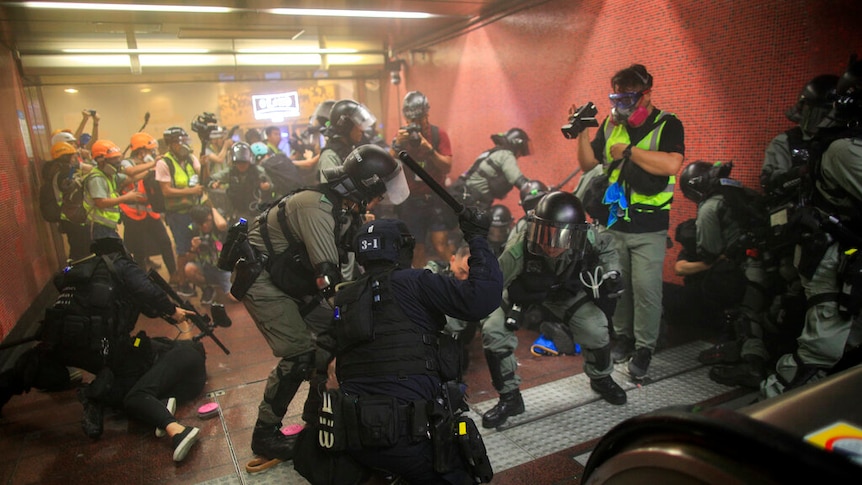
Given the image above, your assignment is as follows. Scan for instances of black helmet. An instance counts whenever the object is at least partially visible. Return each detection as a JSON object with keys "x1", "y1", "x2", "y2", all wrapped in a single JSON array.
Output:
[
  {"x1": 354, "y1": 219, "x2": 415, "y2": 268},
  {"x1": 327, "y1": 144, "x2": 410, "y2": 206},
  {"x1": 519, "y1": 179, "x2": 549, "y2": 213},
  {"x1": 680, "y1": 160, "x2": 723, "y2": 203},
  {"x1": 489, "y1": 204, "x2": 513, "y2": 227},
  {"x1": 786, "y1": 74, "x2": 839, "y2": 135},
  {"x1": 329, "y1": 99, "x2": 376, "y2": 137},
  {"x1": 402, "y1": 91, "x2": 430, "y2": 120},
  {"x1": 492, "y1": 128, "x2": 531, "y2": 157},
  {"x1": 163, "y1": 126, "x2": 189, "y2": 145},
  {"x1": 526, "y1": 191, "x2": 590, "y2": 259},
  {"x1": 230, "y1": 142, "x2": 253, "y2": 164},
  {"x1": 313, "y1": 99, "x2": 336, "y2": 127},
  {"x1": 835, "y1": 60, "x2": 862, "y2": 124}
]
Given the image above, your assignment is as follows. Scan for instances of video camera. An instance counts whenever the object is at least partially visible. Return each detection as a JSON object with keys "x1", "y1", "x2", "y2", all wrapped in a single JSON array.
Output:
[
  {"x1": 191, "y1": 112, "x2": 219, "y2": 142},
  {"x1": 561, "y1": 102, "x2": 599, "y2": 139}
]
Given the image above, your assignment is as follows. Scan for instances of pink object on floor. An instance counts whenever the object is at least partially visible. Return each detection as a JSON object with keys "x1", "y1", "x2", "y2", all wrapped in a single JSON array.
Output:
[
  {"x1": 281, "y1": 424, "x2": 304, "y2": 436},
  {"x1": 197, "y1": 402, "x2": 220, "y2": 419}
]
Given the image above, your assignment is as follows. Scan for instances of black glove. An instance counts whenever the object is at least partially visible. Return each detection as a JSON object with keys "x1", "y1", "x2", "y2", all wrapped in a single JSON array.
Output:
[
  {"x1": 459, "y1": 207, "x2": 490, "y2": 242},
  {"x1": 600, "y1": 270, "x2": 624, "y2": 299}
]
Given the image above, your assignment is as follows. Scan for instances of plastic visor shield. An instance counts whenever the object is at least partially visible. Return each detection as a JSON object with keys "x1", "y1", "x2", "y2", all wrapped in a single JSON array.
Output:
[
  {"x1": 526, "y1": 220, "x2": 589, "y2": 258},
  {"x1": 609, "y1": 91, "x2": 644, "y2": 110},
  {"x1": 381, "y1": 163, "x2": 410, "y2": 205},
  {"x1": 351, "y1": 105, "x2": 377, "y2": 132}
]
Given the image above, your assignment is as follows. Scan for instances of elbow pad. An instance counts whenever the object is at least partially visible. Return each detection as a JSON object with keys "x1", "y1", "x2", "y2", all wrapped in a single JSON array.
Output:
[{"x1": 315, "y1": 262, "x2": 341, "y2": 298}]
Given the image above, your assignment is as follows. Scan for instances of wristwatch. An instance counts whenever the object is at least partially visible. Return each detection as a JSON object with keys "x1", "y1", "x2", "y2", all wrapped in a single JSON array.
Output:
[{"x1": 622, "y1": 144, "x2": 633, "y2": 159}]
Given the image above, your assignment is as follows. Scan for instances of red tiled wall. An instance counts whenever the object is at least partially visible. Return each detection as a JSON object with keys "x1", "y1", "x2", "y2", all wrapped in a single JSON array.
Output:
[
  {"x1": 383, "y1": 0, "x2": 862, "y2": 282},
  {"x1": 0, "y1": 41, "x2": 60, "y2": 340}
]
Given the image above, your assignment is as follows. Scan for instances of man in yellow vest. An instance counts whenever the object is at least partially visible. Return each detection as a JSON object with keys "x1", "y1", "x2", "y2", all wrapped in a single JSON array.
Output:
[
  {"x1": 85, "y1": 140, "x2": 145, "y2": 241},
  {"x1": 156, "y1": 127, "x2": 204, "y2": 296},
  {"x1": 576, "y1": 64, "x2": 685, "y2": 380}
]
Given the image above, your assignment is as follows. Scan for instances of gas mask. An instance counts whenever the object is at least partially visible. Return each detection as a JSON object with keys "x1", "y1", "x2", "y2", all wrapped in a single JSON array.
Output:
[
  {"x1": 143, "y1": 153, "x2": 155, "y2": 164},
  {"x1": 610, "y1": 90, "x2": 650, "y2": 126}
]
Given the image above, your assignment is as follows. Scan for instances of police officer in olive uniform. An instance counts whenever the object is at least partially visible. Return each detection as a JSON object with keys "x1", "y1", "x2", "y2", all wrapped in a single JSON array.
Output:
[
  {"x1": 481, "y1": 192, "x2": 627, "y2": 429},
  {"x1": 510, "y1": 179, "x2": 550, "y2": 243},
  {"x1": 675, "y1": 161, "x2": 770, "y2": 388},
  {"x1": 762, "y1": 60, "x2": 862, "y2": 397},
  {"x1": 487, "y1": 204, "x2": 514, "y2": 256},
  {"x1": 454, "y1": 128, "x2": 531, "y2": 212},
  {"x1": 209, "y1": 142, "x2": 274, "y2": 223},
  {"x1": 318, "y1": 99, "x2": 376, "y2": 182},
  {"x1": 237, "y1": 145, "x2": 410, "y2": 463},
  {"x1": 333, "y1": 214, "x2": 502, "y2": 484}
]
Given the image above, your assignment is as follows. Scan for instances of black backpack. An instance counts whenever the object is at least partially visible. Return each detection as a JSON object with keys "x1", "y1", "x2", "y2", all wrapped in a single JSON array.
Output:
[
  {"x1": 260, "y1": 153, "x2": 304, "y2": 198},
  {"x1": 142, "y1": 171, "x2": 166, "y2": 213},
  {"x1": 39, "y1": 161, "x2": 64, "y2": 223}
]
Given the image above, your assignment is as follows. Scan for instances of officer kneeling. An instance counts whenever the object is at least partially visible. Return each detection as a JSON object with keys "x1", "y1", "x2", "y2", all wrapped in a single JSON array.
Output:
[{"x1": 310, "y1": 213, "x2": 503, "y2": 484}]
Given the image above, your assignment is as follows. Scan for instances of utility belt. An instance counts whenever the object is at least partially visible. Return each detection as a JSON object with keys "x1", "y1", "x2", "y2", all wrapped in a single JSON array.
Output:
[{"x1": 318, "y1": 388, "x2": 493, "y2": 482}]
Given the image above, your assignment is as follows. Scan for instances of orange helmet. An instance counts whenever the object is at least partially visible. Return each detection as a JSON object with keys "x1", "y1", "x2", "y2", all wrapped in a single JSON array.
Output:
[
  {"x1": 130, "y1": 132, "x2": 158, "y2": 152},
  {"x1": 92, "y1": 139, "x2": 122, "y2": 160},
  {"x1": 50, "y1": 141, "x2": 77, "y2": 159}
]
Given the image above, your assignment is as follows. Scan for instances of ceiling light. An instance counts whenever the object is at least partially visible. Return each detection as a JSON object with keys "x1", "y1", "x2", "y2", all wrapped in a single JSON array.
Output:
[
  {"x1": 21, "y1": 2, "x2": 232, "y2": 13},
  {"x1": 64, "y1": 88, "x2": 78, "y2": 93},
  {"x1": 63, "y1": 48, "x2": 210, "y2": 54},
  {"x1": 236, "y1": 47, "x2": 358, "y2": 54},
  {"x1": 140, "y1": 88, "x2": 151, "y2": 93},
  {"x1": 269, "y1": 8, "x2": 436, "y2": 19},
  {"x1": 178, "y1": 29, "x2": 304, "y2": 40}
]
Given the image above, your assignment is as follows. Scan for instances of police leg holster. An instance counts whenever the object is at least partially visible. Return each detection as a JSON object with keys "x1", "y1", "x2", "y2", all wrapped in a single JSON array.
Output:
[
  {"x1": 455, "y1": 415, "x2": 494, "y2": 483},
  {"x1": 318, "y1": 389, "x2": 350, "y2": 451},
  {"x1": 230, "y1": 248, "x2": 265, "y2": 300},
  {"x1": 428, "y1": 400, "x2": 460, "y2": 474}
]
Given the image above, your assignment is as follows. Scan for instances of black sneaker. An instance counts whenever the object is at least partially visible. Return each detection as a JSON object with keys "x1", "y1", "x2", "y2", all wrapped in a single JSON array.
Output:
[
  {"x1": 481, "y1": 390, "x2": 525, "y2": 429},
  {"x1": 172, "y1": 426, "x2": 200, "y2": 462},
  {"x1": 77, "y1": 388, "x2": 104, "y2": 439},
  {"x1": 628, "y1": 347, "x2": 652, "y2": 380},
  {"x1": 251, "y1": 423, "x2": 297, "y2": 461},
  {"x1": 590, "y1": 376, "x2": 627, "y2": 405},
  {"x1": 611, "y1": 335, "x2": 635, "y2": 363},
  {"x1": 176, "y1": 283, "x2": 196, "y2": 297},
  {"x1": 200, "y1": 287, "x2": 216, "y2": 305}
]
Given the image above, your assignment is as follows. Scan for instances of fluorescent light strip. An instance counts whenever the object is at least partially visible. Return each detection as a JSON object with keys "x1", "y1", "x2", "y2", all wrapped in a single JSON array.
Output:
[
  {"x1": 22, "y1": 2, "x2": 232, "y2": 13},
  {"x1": 63, "y1": 48, "x2": 210, "y2": 54},
  {"x1": 236, "y1": 47, "x2": 357, "y2": 54},
  {"x1": 269, "y1": 8, "x2": 435, "y2": 19}
]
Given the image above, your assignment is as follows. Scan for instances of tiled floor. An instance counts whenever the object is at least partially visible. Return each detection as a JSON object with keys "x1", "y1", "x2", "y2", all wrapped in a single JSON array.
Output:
[{"x1": 0, "y1": 287, "x2": 749, "y2": 485}]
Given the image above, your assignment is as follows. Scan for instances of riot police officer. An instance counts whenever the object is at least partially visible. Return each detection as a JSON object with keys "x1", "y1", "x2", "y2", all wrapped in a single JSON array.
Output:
[
  {"x1": 452, "y1": 128, "x2": 531, "y2": 211},
  {"x1": 235, "y1": 144, "x2": 410, "y2": 464},
  {"x1": 487, "y1": 204, "x2": 514, "y2": 256},
  {"x1": 331, "y1": 214, "x2": 502, "y2": 484},
  {"x1": 209, "y1": 142, "x2": 273, "y2": 223},
  {"x1": 318, "y1": 99, "x2": 376, "y2": 182},
  {"x1": 762, "y1": 60, "x2": 862, "y2": 397},
  {"x1": 675, "y1": 161, "x2": 770, "y2": 388},
  {"x1": 481, "y1": 192, "x2": 627, "y2": 429}
]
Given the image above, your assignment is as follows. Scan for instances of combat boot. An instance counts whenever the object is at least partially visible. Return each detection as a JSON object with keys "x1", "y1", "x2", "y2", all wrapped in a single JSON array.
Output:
[
  {"x1": 709, "y1": 355, "x2": 767, "y2": 388},
  {"x1": 251, "y1": 422, "x2": 297, "y2": 461},
  {"x1": 590, "y1": 376, "x2": 627, "y2": 405},
  {"x1": 481, "y1": 389, "x2": 525, "y2": 429}
]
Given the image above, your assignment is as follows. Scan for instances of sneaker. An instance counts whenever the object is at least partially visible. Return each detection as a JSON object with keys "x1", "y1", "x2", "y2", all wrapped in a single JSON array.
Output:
[
  {"x1": 611, "y1": 335, "x2": 635, "y2": 363},
  {"x1": 77, "y1": 388, "x2": 104, "y2": 439},
  {"x1": 176, "y1": 283, "x2": 196, "y2": 297},
  {"x1": 590, "y1": 376, "x2": 627, "y2": 405},
  {"x1": 251, "y1": 423, "x2": 298, "y2": 461},
  {"x1": 156, "y1": 397, "x2": 177, "y2": 438},
  {"x1": 698, "y1": 340, "x2": 742, "y2": 365},
  {"x1": 172, "y1": 426, "x2": 200, "y2": 462},
  {"x1": 200, "y1": 287, "x2": 216, "y2": 305},
  {"x1": 628, "y1": 347, "x2": 652, "y2": 380}
]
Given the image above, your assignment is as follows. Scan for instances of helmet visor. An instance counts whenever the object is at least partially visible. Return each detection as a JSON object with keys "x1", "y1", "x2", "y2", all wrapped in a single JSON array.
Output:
[
  {"x1": 526, "y1": 220, "x2": 589, "y2": 258},
  {"x1": 382, "y1": 163, "x2": 410, "y2": 205},
  {"x1": 350, "y1": 105, "x2": 377, "y2": 131}
]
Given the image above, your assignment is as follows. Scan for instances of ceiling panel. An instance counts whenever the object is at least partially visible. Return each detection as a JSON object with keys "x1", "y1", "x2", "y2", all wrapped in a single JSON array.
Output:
[{"x1": 0, "y1": 0, "x2": 537, "y2": 85}]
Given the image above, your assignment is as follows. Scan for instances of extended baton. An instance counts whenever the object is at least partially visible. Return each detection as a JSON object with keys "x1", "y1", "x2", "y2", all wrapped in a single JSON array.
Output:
[
  {"x1": 551, "y1": 167, "x2": 581, "y2": 191},
  {"x1": 397, "y1": 151, "x2": 465, "y2": 215}
]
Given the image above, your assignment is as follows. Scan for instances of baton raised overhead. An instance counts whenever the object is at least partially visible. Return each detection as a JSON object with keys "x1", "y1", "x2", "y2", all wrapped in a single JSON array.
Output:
[{"x1": 397, "y1": 151, "x2": 466, "y2": 215}]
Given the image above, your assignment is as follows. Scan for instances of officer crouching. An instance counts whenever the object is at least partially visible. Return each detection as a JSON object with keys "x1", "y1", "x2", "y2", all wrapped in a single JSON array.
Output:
[{"x1": 317, "y1": 213, "x2": 502, "y2": 484}]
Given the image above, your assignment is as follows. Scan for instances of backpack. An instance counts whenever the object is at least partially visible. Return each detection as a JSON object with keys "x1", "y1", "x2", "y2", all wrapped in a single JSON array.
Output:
[
  {"x1": 713, "y1": 180, "x2": 770, "y2": 246},
  {"x1": 39, "y1": 161, "x2": 64, "y2": 223},
  {"x1": 260, "y1": 153, "x2": 304, "y2": 198},
  {"x1": 60, "y1": 177, "x2": 87, "y2": 224},
  {"x1": 142, "y1": 171, "x2": 166, "y2": 213}
]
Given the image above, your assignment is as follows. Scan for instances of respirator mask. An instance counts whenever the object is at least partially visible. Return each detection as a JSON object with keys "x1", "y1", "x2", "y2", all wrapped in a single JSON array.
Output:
[{"x1": 610, "y1": 90, "x2": 650, "y2": 126}]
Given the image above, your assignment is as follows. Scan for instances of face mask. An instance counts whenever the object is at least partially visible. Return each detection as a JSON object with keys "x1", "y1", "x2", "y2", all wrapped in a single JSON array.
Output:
[
  {"x1": 143, "y1": 154, "x2": 155, "y2": 163},
  {"x1": 175, "y1": 144, "x2": 191, "y2": 158}
]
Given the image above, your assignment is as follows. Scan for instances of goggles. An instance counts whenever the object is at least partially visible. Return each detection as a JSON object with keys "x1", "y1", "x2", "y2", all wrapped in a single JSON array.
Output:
[{"x1": 609, "y1": 90, "x2": 649, "y2": 110}]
